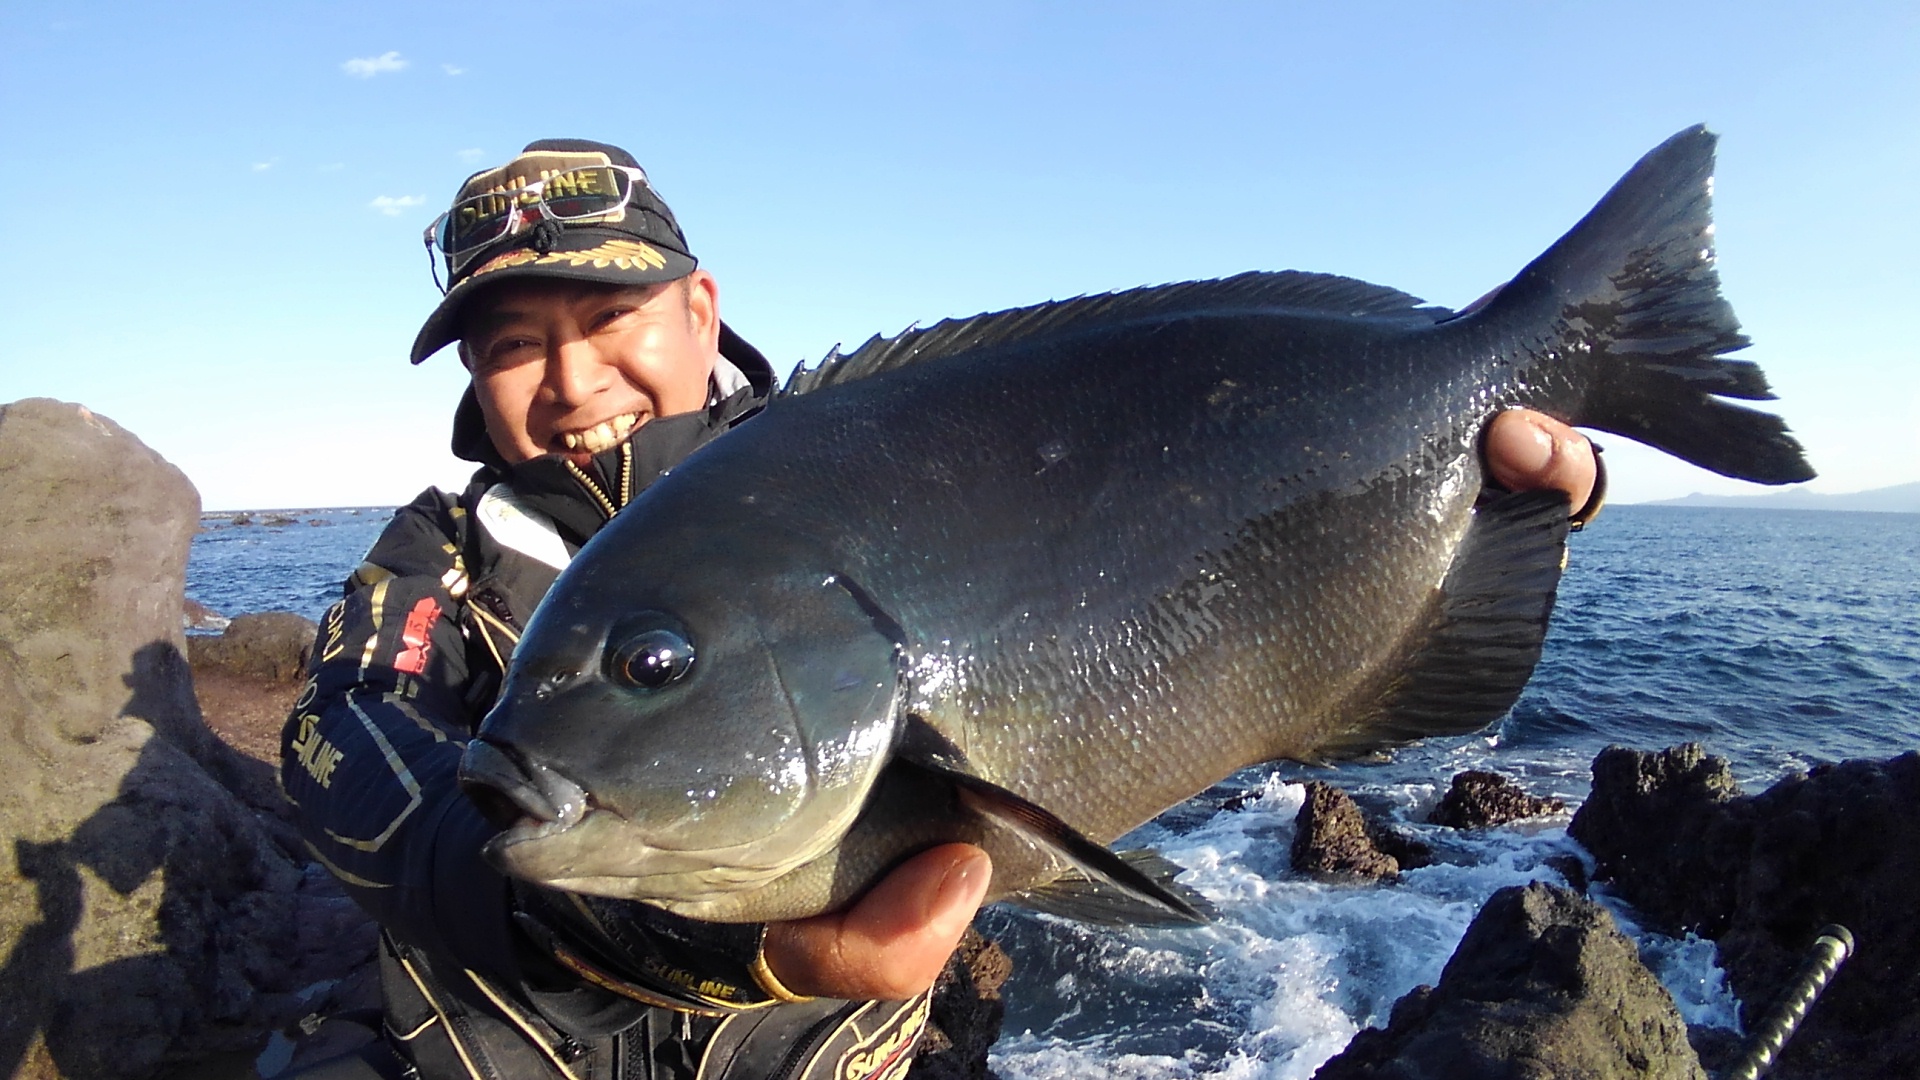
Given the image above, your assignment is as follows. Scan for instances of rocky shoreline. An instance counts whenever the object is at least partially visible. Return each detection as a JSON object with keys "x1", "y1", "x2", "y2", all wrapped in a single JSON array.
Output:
[{"x1": 4, "y1": 397, "x2": 1914, "y2": 1079}]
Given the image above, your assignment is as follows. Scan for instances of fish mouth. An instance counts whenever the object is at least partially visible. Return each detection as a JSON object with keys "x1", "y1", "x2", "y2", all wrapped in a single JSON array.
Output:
[
  {"x1": 459, "y1": 739, "x2": 590, "y2": 835},
  {"x1": 458, "y1": 739, "x2": 826, "y2": 906}
]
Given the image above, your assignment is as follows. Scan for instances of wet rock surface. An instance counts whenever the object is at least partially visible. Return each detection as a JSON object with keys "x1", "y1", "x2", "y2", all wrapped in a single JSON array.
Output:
[
  {"x1": 1571, "y1": 744, "x2": 1920, "y2": 1078},
  {"x1": 1428, "y1": 769, "x2": 1565, "y2": 829},
  {"x1": 1290, "y1": 782, "x2": 1433, "y2": 881},
  {"x1": 1568, "y1": 744, "x2": 1746, "y2": 936},
  {"x1": 910, "y1": 928, "x2": 1012, "y2": 1080},
  {"x1": 1313, "y1": 882, "x2": 1706, "y2": 1079},
  {"x1": 1291, "y1": 781, "x2": 1403, "y2": 881}
]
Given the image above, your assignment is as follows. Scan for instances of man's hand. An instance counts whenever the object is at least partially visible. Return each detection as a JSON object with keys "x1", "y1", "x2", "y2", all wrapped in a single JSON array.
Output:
[
  {"x1": 759, "y1": 410, "x2": 1595, "y2": 1003},
  {"x1": 761, "y1": 844, "x2": 991, "y2": 1001},
  {"x1": 1485, "y1": 409, "x2": 1598, "y2": 512}
]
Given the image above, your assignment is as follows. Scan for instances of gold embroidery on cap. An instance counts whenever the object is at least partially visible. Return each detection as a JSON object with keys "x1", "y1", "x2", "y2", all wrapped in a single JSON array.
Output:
[
  {"x1": 471, "y1": 248, "x2": 542, "y2": 277},
  {"x1": 539, "y1": 239, "x2": 668, "y2": 270},
  {"x1": 470, "y1": 239, "x2": 669, "y2": 280}
]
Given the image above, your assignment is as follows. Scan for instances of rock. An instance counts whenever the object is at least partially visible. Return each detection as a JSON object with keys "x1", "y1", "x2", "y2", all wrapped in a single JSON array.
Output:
[
  {"x1": 1368, "y1": 819, "x2": 1434, "y2": 872},
  {"x1": 1568, "y1": 744, "x2": 1746, "y2": 936},
  {"x1": 261, "y1": 514, "x2": 297, "y2": 527},
  {"x1": 1428, "y1": 769, "x2": 1564, "y2": 829},
  {"x1": 1543, "y1": 854, "x2": 1589, "y2": 894},
  {"x1": 183, "y1": 597, "x2": 230, "y2": 633},
  {"x1": 229, "y1": 514, "x2": 252, "y2": 526},
  {"x1": 1313, "y1": 882, "x2": 1706, "y2": 1079},
  {"x1": 1572, "y1": 745, "x2": 1920, "y2": 1078},
  {"x1": 0, "y1": 400, "x2": 371, "y2": 1080},
  {"x1": 187, "y1": 611, "x2": 319, "y2": 685},
  {"x1": 1291, "y1": 782, "x2": 1401, "y2": 881},
  {"x1": 910, "y1": 928, "x2": 1011, "y2": 1080}
]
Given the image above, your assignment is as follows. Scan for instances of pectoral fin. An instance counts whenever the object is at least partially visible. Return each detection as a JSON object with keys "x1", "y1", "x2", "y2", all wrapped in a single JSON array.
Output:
[
  {"x1": 893, "y1": 716, "x2": 1211, "y2": 925},
  {"x1": 904, "y1": 761, "x2": 1210, "y2": 926},
  {"x1": 1009, "y1": 848, "x2": 1218, "y2": 927}
]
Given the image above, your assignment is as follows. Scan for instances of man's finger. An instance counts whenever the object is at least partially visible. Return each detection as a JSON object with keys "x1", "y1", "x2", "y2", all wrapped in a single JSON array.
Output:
[
  {"x1": 1485, "y1": 409, "x2": 1597, "y2": 512},
  {"x1": 761, "y1": 844, "x2": 992, "y2": 1001}
]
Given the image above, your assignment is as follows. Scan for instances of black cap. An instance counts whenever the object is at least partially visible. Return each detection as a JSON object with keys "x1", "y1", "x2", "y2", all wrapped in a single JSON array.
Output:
[{"x1": 410, "y1": 139, "x2": 698, "y2": 364}]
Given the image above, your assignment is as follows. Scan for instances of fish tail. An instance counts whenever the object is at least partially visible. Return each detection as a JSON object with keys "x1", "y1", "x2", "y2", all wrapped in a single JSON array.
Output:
[{"x1": 1473, "y1": 125, "x2": 1814, "y2": 485}]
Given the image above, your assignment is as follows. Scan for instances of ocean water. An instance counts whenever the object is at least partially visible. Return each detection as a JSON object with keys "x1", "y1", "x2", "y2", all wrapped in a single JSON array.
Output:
[
  {"x1": 188, "y1": 507, "x2": 393, "y2": 622},
  {"x1": 186, "y1": 505, "x2": 1920, "y2": 1076}
]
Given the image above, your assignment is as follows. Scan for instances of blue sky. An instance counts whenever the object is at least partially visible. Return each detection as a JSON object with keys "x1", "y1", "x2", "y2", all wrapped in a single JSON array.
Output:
[{"x1": 2, "y1": 1, "x2": 1914, "y2": 510}]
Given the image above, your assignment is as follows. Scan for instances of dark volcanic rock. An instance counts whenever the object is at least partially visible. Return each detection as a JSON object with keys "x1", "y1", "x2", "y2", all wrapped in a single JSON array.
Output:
[
  {"x1": 0, "y1": 399, "x2": 371, "y2": 1080},
  {"x1": 1428, "y1": 769, "x2": 1565, "y2": 829},
  {"x1": 187, "y1": 610, "x2": 318, "y2": 685},
  {"x1": 1366, "y1": 821, "x2": 1434, "y2": 872},
  {"x1": 1314, "y1": 882, "x2": 1705, "y2": 1079},
  {"x1": 1568, "y1": 744, "x2": 1745, "y2": 935},
  {"x1": 1570, "y1": 745, "x2": 1920, "y2": 1078},
  {"x1": 910, "y1": 928, "x2": 1011, "y2": 1080},
  {"x1": 1292, "y1": 782, "x2": 1401, "y2": 881}
]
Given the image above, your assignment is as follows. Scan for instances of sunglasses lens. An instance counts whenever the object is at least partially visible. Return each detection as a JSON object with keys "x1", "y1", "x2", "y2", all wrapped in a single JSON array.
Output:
[
  {"x1": 540, "y1": 167, "x2": 631, "y2": 221},
  {"x1": 441, "y1": 193, "x2": 518, "y2": 255}
]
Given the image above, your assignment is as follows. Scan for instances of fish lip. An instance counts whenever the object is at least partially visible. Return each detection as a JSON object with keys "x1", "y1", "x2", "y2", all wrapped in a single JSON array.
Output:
[
  {"x1": 482, "y1": 808, "x2": 821, "y2": 903},
  {"x1": 459, "y1": 739, "x2": 589, "y2": 832}
]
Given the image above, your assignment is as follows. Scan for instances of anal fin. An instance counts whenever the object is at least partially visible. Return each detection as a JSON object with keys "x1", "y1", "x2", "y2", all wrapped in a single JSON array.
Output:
[{"x1": 1323, "y1": 488, "x2": 1571, "y2": 755}]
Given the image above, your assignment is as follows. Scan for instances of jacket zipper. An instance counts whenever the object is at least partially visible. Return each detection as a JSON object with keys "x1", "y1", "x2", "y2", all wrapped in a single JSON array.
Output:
[
  {"x1": 767, "y1": 1009, "x2": 849, "y2": 1080},
  {"x1": 472, "y1": 586, "x2": 524, "y2": 634}
]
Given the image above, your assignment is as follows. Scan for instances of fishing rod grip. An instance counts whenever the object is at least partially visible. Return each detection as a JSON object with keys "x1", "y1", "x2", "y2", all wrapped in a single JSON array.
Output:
[{"x1": 1722, "y1": 924, "x2": 1854, "y2": 1080}]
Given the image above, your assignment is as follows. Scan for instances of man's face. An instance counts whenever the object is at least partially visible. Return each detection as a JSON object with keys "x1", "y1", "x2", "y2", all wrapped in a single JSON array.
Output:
[{"x1": 459, "y1": 273, "x2": 721, "y2": 465}]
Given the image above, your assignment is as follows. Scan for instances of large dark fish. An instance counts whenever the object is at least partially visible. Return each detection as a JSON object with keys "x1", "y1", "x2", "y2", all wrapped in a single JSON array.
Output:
[{"x1": 459, "y1": 127, "x2": 1812, "y2": 925}]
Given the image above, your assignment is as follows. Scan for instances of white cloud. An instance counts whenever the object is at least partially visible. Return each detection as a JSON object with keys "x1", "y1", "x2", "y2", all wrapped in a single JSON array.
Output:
[
  {"x1": 369, "y1": 195, "x2": 425, "y2": 217},
  {"x1": 442, "y1": 63, "x2": 465, "y2": 76},
  {"x1": 319, "y1": 162, "x2": 346, "y2": 172},
  {"x1": 343, "y1": 51, "x2": 407, "y2": 78},
  {"x1": 251, "y1": 158, "x2": 278, "y2": 172},
  {"x1": 457, "y1": 148, "x2": 484, "y2": 164}
]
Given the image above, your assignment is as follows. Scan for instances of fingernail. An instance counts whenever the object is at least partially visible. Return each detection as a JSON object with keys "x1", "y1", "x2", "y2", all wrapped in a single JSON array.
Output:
[
  {"x1": 934, "y1": 852, "x2": 992, "y2": 926},
  {"x1": 1511, "y1": 415, "x2": 1555, "y2": 473}
]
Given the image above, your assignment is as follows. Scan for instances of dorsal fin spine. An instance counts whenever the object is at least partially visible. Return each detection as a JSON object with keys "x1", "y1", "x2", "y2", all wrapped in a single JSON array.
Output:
[{"x1": 783, "y1": 271, "x2": 1454, "y2": 396}]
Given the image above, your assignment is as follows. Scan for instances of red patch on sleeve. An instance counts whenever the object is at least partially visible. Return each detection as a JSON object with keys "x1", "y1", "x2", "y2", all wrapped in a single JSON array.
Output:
[{"x1": 394, "y1": 596, "x2": 442, "y2": 675}]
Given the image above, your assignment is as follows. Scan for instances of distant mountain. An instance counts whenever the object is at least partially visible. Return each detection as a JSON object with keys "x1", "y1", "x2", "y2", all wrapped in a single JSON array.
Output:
[{"x1": 1641, "y1": 481, "x2": 1920, "y2": 513}]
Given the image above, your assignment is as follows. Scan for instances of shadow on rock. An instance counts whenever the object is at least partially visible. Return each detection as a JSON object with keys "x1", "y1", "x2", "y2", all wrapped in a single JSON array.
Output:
[{"x1": 0, "y1": 641, "x2": 375, "y2": 1080}]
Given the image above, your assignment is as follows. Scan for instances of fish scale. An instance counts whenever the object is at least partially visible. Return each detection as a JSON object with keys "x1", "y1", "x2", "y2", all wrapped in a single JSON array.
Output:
[{"x1": 461, "y1": 126, "x2": 1813, "y2": 924}]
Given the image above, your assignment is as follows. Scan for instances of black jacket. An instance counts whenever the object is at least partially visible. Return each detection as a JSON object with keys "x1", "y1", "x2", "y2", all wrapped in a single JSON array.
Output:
[{"x1": 282, "y1": 334, "x2": 936, "y2": 1080}]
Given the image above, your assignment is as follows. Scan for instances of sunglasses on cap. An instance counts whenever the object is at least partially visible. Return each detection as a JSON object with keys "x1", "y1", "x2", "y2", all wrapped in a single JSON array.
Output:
[{"x1": 422, "y1": 164, "x2": 650, "y2": 293}]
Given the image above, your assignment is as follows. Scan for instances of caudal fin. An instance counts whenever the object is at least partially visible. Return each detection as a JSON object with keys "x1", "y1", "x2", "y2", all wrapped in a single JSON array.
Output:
[{"x1": 1475, "y1": 125, "x2": 1814, "y2": 484}]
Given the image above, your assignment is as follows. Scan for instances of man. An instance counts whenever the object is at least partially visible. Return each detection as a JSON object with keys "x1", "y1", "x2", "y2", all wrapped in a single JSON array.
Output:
[{"x1": 282, "y1": 139, "x2": 1600, "y2": 1079}]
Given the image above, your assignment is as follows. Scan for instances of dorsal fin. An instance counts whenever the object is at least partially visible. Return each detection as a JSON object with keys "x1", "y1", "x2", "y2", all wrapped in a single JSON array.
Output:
[{"x1": 783, "y1": 271, "x2": 1454, "y2": 395}]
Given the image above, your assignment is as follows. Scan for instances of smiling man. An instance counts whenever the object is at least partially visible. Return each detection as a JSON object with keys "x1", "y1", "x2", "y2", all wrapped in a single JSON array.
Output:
[{"x1": 281, "y1": 139, "x2": 1599, "y2": 1080}]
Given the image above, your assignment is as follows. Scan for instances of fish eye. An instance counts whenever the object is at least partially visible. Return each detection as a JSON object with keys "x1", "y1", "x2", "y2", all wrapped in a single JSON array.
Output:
[{"x1": 607, "y1": 624, "x2": 695, "y2": 690}]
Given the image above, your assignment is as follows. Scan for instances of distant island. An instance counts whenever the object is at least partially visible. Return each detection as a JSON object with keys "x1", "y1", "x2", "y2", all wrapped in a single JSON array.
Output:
[{"x1": 1640, "y1": 480, "x2": 1920, "y2": 513}]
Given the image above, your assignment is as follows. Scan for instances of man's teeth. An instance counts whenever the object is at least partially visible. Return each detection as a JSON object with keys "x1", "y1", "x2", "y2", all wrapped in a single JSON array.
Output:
[{"x1": 560, "y1": 413, "x2": 641, "y2": 454}]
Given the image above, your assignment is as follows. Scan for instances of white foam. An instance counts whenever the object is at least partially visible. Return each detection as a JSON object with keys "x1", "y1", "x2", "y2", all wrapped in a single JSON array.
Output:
[{"x1": 992, "y1": 762, "x2": 1739, "y2": 1077}]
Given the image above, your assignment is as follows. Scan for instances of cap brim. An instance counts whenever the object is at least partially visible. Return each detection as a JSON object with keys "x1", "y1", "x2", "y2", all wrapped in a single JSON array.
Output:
[{"x1": 410, "y1": 228, "x2": 698, "y2": 364}]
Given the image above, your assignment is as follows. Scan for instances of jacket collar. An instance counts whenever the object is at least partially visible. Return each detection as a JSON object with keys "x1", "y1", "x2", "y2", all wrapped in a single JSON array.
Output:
[{"x1": 453, "y1": 323, "x2": 775, "y2": 546}]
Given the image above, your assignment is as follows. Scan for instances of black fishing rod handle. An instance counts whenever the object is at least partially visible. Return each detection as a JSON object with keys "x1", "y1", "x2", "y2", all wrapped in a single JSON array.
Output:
[{"x1": 1722, "y1": 924, "x2": 1854, "y2": 1080}]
